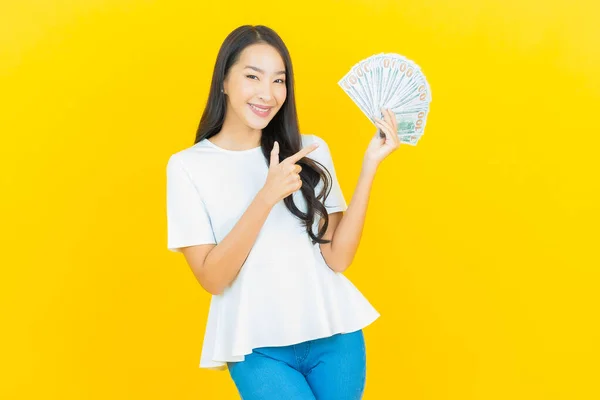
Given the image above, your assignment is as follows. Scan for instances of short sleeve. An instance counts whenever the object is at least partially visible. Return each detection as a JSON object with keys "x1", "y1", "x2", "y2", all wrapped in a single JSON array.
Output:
[
  {"x1": 166, "y1": 155, "x2": 217, "y2": 252},
  {"x1": 312, "y1": 135, "x2": 348, "y2": 214}
]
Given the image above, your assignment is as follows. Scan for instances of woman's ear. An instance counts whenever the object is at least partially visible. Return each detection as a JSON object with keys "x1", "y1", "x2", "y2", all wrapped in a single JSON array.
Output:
[{"x1": 222, "y1": 76, "x2": 229, "y2": 95}]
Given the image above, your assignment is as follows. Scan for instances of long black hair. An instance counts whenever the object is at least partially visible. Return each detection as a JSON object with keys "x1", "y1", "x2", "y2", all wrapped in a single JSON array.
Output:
[{"x1": 195, "y1": 25, "x2": 335, "y2": 245}]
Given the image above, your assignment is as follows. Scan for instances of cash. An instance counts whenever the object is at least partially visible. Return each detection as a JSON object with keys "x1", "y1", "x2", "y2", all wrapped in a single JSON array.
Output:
[{"x1": 338, "y1": 53, "x2": 432, "y2": 146}]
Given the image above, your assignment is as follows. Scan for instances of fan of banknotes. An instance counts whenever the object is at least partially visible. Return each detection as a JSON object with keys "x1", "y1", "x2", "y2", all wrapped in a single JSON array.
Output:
[{"x1": 338, "y1": 53, "x2": 432, "y2": 145}]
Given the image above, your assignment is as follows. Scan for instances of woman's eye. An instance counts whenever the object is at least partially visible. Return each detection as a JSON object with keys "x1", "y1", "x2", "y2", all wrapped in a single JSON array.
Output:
[{"x1": 246, "y1": 75, "x2": 284, "y2": 84}]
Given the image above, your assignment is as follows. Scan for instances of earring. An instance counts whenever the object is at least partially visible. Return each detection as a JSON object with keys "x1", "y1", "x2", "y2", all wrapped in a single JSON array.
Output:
[{"x1": 221, "y1": 88, "x2": 224, "y2": 93}]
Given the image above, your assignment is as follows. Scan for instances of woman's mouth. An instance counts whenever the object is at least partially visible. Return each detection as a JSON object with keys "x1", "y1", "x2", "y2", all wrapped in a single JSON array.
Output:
[{"x1": 248, "y1": 103, "x2": 272, "y2": 118}]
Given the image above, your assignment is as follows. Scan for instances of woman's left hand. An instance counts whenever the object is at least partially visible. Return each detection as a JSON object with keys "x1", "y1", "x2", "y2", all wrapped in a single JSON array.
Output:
[{"x1": 364, "y1": 107, "x2": 401, "y2": 167}]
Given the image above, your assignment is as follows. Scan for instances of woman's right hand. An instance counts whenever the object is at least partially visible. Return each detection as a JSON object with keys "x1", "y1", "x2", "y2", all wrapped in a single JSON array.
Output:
[{"x1": 259, "y1": 140, "x2": 320, "y2": 207}]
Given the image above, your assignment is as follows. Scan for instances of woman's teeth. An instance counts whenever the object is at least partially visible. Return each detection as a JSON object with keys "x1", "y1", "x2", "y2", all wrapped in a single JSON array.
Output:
[{"x1": 249, "y1": 103, "x2": 272, "y2": 117}]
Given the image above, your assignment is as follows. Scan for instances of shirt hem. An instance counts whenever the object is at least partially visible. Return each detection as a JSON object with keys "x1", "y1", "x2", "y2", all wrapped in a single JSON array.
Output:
[{"x1": 198, "y1": 312, "x2": 381, "y2": 370}]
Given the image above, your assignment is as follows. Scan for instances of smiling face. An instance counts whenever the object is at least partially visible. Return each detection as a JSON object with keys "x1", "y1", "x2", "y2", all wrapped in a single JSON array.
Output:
[{"x1": 222, "y1": 43, "x2": 287, "y2": 131}]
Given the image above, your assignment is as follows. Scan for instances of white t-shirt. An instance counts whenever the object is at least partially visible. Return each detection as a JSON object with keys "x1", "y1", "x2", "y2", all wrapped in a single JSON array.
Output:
[{"x1": 166, "y1": 133, "x2": 380, "y2": 370}]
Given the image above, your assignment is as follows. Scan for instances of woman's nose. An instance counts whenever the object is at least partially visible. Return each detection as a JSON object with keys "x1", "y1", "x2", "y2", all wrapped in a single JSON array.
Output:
[{"x1": 258, "y1": 83, "x2": 275, "y2": 101}]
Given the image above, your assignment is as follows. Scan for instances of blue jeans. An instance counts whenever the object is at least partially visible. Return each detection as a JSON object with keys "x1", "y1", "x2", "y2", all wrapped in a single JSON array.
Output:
[{"x1": 227, "y1": 329, "x2": 367, "y2": 399}]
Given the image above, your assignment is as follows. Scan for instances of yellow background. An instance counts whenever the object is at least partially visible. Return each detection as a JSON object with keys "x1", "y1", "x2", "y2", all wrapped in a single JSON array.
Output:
[{"x1": 2, "y1": 0, "x2": 599, "y2": 398}]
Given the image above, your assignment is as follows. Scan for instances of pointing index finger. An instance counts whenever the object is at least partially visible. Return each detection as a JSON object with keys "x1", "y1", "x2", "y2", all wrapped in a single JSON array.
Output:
[{"x1": 287, "y1": 142, "x2": 319, "y2": 164}]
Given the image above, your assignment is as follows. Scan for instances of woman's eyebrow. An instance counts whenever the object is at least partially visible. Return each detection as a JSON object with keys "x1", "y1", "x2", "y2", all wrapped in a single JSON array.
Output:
[{"x1": 244, "y1": 65, "x2": 286, "y2": 75}]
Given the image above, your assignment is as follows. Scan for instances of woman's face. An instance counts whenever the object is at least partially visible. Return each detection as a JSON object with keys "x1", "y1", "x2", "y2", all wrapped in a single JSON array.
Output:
[{"x1": 223, "y1": 43, "x2": 287, "y2": 130}]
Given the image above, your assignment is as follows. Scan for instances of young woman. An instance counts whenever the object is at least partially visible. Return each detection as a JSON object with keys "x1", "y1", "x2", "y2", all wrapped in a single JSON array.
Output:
[{"x1": 166, "y1": 25, "x2": 400, "y2": 399}]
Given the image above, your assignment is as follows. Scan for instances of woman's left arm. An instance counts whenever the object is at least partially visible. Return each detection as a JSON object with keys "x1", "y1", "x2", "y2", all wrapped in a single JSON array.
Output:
[{"x1": 320, "y1": 108, "x2": 400, "y2": 273}]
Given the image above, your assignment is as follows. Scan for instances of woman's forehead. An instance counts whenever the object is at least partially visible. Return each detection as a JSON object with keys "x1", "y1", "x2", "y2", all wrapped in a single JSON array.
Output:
[{"x1": 238, "y1": 44, "x2": 285, "y2": 73}]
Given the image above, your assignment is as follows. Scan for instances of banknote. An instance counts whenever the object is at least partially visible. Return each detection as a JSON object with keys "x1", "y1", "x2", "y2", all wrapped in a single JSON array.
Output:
[{"x1": 338, "y1": 52, "x2": 432, "y2": 145}]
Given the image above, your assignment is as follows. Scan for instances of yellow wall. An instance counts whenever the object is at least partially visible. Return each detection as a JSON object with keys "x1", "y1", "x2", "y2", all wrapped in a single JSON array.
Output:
[{"x1": 2, "y1": 0, "x2": 598, "y2": 398}]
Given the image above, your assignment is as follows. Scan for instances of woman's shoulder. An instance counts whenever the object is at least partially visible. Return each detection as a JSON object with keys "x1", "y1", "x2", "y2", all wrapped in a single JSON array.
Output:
[
  {"x1": 166, "y1": 141, "x2": 211, "y2": 169},
  {"x1": 301, "y1": 134, "x2": 334, "y2": 163},
  {"x1": 301, "y1": 133, "x2": 331, "y2": 149}
]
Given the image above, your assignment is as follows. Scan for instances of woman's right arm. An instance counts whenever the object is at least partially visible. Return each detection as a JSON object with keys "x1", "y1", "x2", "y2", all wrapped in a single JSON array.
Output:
[
  {"x1": 181, "y1": 190, "x2": 274, "y2": 295},
  {"x1": 180, "y1": 140, "x2": 320, "y2": 295}
]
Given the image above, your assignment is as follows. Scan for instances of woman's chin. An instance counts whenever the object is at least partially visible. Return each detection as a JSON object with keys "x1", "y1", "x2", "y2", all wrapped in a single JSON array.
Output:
[{"x1": 245, "y1": 117, "x2": 272, "y2": 130}]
